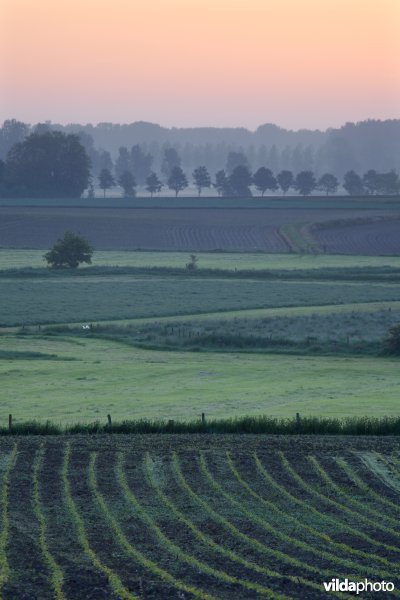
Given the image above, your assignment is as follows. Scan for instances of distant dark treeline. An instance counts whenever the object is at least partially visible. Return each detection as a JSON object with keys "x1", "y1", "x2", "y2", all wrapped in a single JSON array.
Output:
[
  {"x1": 1, "y1": 118, "x2": 399, "y2": 179},
  {"x1": 1, "y1": 124, "x2": 399, "y2": 198}
]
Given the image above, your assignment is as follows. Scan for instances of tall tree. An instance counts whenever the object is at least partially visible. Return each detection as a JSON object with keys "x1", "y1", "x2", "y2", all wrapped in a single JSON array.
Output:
[
  {"x1": 167, "y1": 166, "x2": 188, "y2": 196},
  {"x1": 317, "y1": 173, "x2": 339, "y2": 195},
  {"x1": 161, "y1": 147, "x2": 181, "y2": 179},
  {"x1": 253, "y1": 167, "x2": 277, "y2": 196},
  {"x1": 362, "y1": 169, "x2": 379, "y2": 195},
  {"x1": 99, "y1": 168, "x2": 115, "y2": 198},
  {"x1": 115, "y1": 147, "x2": 132, "y2": 179},
  {"x1": 192, "y1": 166, "x2": 211, "y2": 196},
  {"x1": 343, "y1": 170, "x2": 364, "y2": 195},
  {"x1": 226, "y1": 151, "x2": 250, "y2": 174},
  {"x1": 214, "y1": 170, "x2": 231, "y2": 196},
  {"x1": 229, "y1": 165, "x2": 253, "y2": 197},
  {"x1": 5, "y1": 131, "x2": 90, "y2": 197},
  {"x1": 295, "y1": 171, "x2": 316, "y2": 196},
  {"x1": 118, "y1": 171, "x2": 136, "y2": 197},
  {"x1": 0, "y1": 119, "x2": 29, "y2": 160},
  {"x1": 376, "y1": 171, "x2": 400, "y2": 195},
  {"x1": 277, "y1": 170, "x2": 294, "y2": 195},
  {"x1": 131, "y1": 145, "x2": 153, "y2": 185},
  {"x1": 146, "y1": 172, "x2": 163, "y2": 197}
]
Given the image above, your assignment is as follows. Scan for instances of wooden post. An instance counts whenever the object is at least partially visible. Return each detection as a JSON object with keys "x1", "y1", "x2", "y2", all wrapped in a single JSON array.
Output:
[
  {"x1": 296, "y1": 412, "x2": 301, "y2": 428},
  {"x1": 107, "y1": 414, "x2": 112, "y2": 428},
  {"x1": 201, "y1": 412, "x2": 206, "y2": 425},
  {"x1": 8, "y1": 414, "x2": 12, "y2": 431}
]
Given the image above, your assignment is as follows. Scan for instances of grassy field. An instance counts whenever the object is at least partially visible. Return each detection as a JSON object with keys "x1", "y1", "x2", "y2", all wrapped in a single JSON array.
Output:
[
  {"x1": 1, "y1": 335, "x2": 399, "y2": 423},
  {"x1": 1, "y1": 275, "x2": 400, "y2": 327},
  {"x1": 3, "y1": 248, "x2": 400, "y2": 271},
  {"x1": 98, "y1": 306, "x2": 400, "y2": 355},
  {"x1": 0, "y1": 435, "x2": 398, "y2": 598}
]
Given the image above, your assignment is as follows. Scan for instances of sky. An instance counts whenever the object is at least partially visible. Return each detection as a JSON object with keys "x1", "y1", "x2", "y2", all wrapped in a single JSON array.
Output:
[{"x1": 1, "y1": 0, "x2": 399, "y2": 130}]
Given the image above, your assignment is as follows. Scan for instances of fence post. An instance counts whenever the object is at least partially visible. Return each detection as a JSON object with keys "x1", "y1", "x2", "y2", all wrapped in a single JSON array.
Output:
[
  {"x1": 8, "y1": 414, "x2": 12, "y2": 431},
  {"x1": 107, "y1": 414, "x2": 112, "y2": 428},
  {"x1": 296, "y1": 412, "x2": 301, "y2": 429},
  {"x1": 201, "y1": 412, "x2": 206, "y2": 425}
]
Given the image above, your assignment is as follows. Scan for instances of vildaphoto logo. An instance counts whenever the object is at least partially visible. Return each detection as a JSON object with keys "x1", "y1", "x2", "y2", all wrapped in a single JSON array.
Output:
[{"x1": 323, "y1": 579, "x2": 395, "y2": 594}]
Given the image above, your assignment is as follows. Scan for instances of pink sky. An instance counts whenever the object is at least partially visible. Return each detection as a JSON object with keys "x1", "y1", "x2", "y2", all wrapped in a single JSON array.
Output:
[{"x1": 1, "y1": 0, "x2": 399, "y2": 129}]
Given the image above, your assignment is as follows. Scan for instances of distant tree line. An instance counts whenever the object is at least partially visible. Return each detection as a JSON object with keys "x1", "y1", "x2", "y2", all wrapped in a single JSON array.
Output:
[
  {"x1": 1, "y1": 118, "x2": 400, "y2": 180},
  {"x1": 0, "y1": 124, "x2": 399, "y2": 198}
]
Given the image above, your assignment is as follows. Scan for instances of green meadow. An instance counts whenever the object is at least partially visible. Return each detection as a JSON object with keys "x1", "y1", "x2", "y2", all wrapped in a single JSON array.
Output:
[
  {"x1": 1, "y1": 275, "x2": 400, "y2": 326},
  {"x1": 1, "y1": 249, "x2": 399, "y2": 423},
  {"x1": 1, "y1": 335, "x2": 399, "y2": 424}
]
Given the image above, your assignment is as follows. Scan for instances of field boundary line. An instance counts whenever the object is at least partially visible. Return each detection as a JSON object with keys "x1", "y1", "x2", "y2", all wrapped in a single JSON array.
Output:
[
  {"x1": 32, "y1": 443, "x2": 64, "y2": 600},
  {"x1": 254, "y1": 453, "x2": 395, "y2": 572},
  {"x1": 226, "y1": 452, "x2": 390, "y2": 577},
  {"x1": 115, "y1": 452, "x2": 280, "y2": 599},
  {"x1": 62, "y1": 444, "x2": 136, "y2": 600},
  {"x1": 0, "y1": 443, "x2": 17, "y2": 596},
  {"x1": 308, "y1": 456, "x2": 400, "y2": 534},
  {"x1": 279, "y1": 452, "x2": 400, "y2": 557}
]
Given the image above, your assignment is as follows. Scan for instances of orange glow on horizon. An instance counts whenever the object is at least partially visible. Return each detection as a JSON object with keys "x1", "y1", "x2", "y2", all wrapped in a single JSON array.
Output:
[{"x1": 1, "y1": 0, "x2": 399, "y2": 128}]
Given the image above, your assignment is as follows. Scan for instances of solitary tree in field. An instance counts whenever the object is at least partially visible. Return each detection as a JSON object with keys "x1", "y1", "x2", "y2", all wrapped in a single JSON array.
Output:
[
  {"x1": 253, "y1": 167, "x2": 277, "y2": 196},
  {"x1": 146, "y1": 172, "x2": 163, "y2": 197},
  {"x1": 317, "y1": 173, "x2": 339, "y2": 195},
  {"x1": 294, "y1": 171, "x2": 316, "y2": 196},
  {"x1": 167, "y1": 166, "x2": 188, "y2": 197},
  {"x1": 277, "y1": 170, "x2": 294, "y2": 195},
  {"x1": 99, "y1": 168, "x2": 115, "y2": 198},
  {"x1": 44, "y1": 232, "x2": 93, "y2": 269},
  {"x1": 118, "y1": 170, "x2": 136, "y2": 197},
  {"x1": 192, "y1": 166, "x2": 211, "y2": 196}
]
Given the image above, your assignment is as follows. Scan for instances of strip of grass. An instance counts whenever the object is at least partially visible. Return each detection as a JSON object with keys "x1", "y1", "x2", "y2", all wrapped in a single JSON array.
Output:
[{"x1": 3, "y1": 249, "x2": 400, "y2": 272}]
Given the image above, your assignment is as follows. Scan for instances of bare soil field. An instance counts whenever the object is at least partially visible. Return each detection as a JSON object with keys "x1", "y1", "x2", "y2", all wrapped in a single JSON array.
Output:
[
  {"x1": 0, "y1": 435, "x2": 399, "y2": 599},
  {"x1": 312, "y1": 218, "x2": 400, "y2": 255},
  {"x1": 1, "y1": 206, "x2": 399, "y2": 253}
]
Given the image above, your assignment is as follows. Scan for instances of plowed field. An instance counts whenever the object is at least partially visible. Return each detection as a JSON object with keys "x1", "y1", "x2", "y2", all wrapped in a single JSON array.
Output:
[
  {"x1": 1, "y1": 206, "x2": 399, "y2": 253},
  {"x1": 0, "y1": 435, "x2": 399, "y2": 599},
  {"x1": 313, "y1": 218, "x2": 400, "y2": 255}
]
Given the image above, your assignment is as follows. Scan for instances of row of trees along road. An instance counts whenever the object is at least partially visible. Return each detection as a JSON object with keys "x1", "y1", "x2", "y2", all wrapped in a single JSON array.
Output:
[
  {"x1": 99, "y1": 164, "x2": 400, "y2": 197},
  {"x1": 0, "y1": 130, "x2": 399, "y2": 198}
]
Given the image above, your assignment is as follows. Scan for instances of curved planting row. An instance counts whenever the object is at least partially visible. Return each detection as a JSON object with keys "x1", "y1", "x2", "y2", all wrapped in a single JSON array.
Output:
[{"x1": 0, "y1": 439, "x2": 398, "y2": 598}]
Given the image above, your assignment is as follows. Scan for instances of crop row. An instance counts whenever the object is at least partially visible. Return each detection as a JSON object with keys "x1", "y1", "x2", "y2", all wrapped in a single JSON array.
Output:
[{"x1": 0, "y1": 441, "x2": 399, "y2": 598}]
